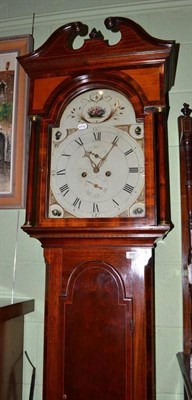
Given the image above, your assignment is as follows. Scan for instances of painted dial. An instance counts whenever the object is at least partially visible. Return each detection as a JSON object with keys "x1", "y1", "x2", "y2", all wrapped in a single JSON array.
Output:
[
  {"x1": 49, "y1": 88, "x2": 145, "y2": 218},
  {"x1": 50, "y1": 127, "x2": 144, "y2": 217}
]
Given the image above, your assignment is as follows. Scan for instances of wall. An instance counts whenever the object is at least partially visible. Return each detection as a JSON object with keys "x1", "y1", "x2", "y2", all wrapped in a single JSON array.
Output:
[{"x1": 0, "y1": 1, "x2": 191, "y2": 399}]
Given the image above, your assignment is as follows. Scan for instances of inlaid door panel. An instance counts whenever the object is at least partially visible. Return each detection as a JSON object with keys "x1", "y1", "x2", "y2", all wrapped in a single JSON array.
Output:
[{"x1": 61, "y1": 261, "x2": 133, "y2": 400}]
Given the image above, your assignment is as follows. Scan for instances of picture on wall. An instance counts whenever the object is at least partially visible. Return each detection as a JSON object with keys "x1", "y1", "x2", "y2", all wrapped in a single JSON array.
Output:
[{"x1": 0, "y1": 35, "x2": 33, "y2": 208}]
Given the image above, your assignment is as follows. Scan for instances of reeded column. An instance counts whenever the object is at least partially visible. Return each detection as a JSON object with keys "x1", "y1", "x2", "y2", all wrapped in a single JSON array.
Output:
[{"x1": 24, "y1": 115, "x2": 41, "y2": 227}]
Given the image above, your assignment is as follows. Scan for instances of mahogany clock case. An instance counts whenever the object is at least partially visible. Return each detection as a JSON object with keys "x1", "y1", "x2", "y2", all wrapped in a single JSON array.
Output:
[{"x1": 17, "y1": 16, "x2": 179, "y2": 400}]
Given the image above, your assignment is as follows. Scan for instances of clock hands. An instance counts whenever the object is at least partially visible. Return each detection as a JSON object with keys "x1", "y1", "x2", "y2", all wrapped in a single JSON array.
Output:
[
  {"x1": 86, "y1": 180, "x2": 103, "y2": 190},
  {"x1": 83, "y1": 148, "x2": 98, "y2": 170},
  {"x1": 84, "y1": 175, "x2": 108, "y2": 198},
  {"x1": 96, "y1": 137, "x2": 118, "y2": 169},
  {"x1": 82, "y1": 137, "x2": 119, "y2": 173}
]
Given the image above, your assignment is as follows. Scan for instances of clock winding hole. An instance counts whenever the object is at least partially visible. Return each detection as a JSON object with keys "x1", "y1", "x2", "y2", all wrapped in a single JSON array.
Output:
[{"x1": 105, "y1": 171, "x2": 111, "y2": 177}]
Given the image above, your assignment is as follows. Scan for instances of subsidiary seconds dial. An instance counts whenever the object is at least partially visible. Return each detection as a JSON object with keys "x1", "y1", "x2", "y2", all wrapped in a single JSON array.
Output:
[{"x1": 49, "y1": 126, "x2": 145, "y2": 218}]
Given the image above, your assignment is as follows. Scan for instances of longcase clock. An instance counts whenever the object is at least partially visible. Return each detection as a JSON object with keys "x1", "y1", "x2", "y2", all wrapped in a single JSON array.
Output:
[{"x1": 18, "y1": 17, "x2": 179, "y2": 400}]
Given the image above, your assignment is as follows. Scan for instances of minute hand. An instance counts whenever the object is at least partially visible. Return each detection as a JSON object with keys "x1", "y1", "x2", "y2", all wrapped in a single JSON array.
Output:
[{"x1": 96, "y1": 137, "x2": 119, "y2": 169}]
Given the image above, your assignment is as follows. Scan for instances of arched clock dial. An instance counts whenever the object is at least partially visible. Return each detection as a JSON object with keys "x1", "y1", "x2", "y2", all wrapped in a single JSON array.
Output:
[{"x1": 48, "y1": 88, "x2": 145, "y2": 218}]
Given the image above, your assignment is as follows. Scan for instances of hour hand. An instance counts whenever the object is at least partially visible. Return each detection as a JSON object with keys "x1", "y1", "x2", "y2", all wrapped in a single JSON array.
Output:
[{"x1": 83, "y1": 148, "x2": 97, "y2": 169}]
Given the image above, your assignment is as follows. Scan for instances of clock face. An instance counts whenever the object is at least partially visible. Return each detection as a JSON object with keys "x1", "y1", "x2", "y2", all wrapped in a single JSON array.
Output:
[{"x1": 48, "y1": 88, "x2": 145, "y2": 218}]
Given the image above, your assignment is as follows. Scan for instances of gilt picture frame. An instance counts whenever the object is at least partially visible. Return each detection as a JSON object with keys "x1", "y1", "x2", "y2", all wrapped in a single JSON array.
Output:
[{"x1": 0, "y1": 34, "x2": 33, "y2": 208}]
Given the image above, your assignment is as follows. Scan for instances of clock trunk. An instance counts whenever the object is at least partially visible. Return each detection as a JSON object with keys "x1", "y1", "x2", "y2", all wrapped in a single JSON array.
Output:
[{"x1": 43, "y1": 244, "x2": 154, "y2": 400}]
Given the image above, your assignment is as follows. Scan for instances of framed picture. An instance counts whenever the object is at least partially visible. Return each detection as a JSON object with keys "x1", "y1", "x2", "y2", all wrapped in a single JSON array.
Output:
[{"x1": 0, "y1": 34, "x2": 33, "y2": 208}]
